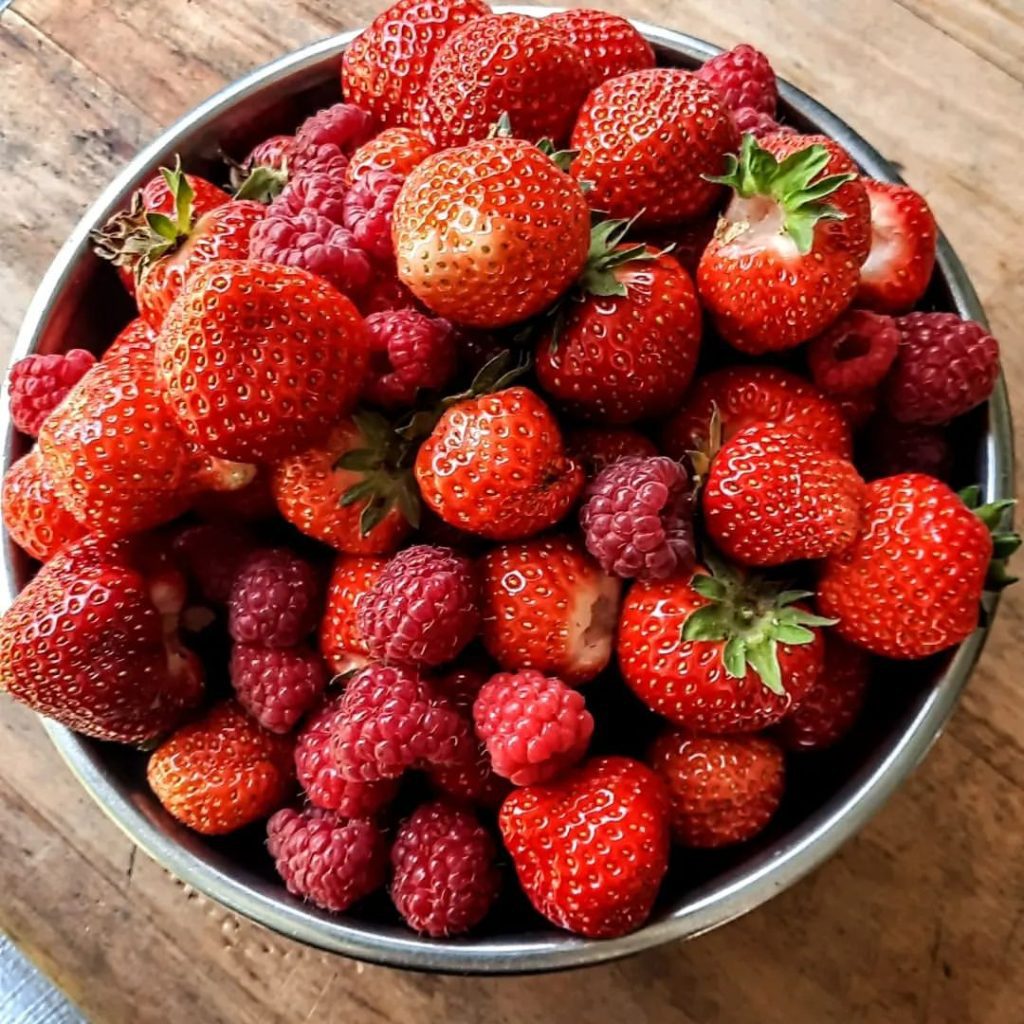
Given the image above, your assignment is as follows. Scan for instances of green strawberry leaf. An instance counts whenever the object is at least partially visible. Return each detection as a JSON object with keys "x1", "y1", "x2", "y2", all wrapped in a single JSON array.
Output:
[
  {"x1": 233, "y1": 164, "x2": 288, "y2": 203},
  {"x1": 746, "y1": 639, "x2": 784, "y2": 694}
]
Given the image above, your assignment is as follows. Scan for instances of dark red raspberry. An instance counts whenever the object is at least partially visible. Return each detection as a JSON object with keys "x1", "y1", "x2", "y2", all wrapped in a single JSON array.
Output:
[
  {"x1": 884, "y1": 312, "x2": 1000, "y2": 425},
  {"x1": 696, "y1": 44, "x2": 777, "y2": 115},
  {"x1": 862, "y1": 415, "x2": 952, "y2": 480},
  {"x1": 291, "y1": 103, "x2": 376, "y2": 173},
  {"x1": 362, "y1": 310, "x2": 457, "y2": 409},
  {"x1": 566, "y1": 427, "x2": 659, "y2": 481},
  {"x1": 172, "y1": 522, "x2": 256, "y2": 604},
  {"x1": 330, "y1": 664, "x2": 471, "y2": 781},
  {"x1": 358, "y1": 272, "x2": 421, "y2": 316},
  {"x1": 342, "y1": 169, "x2": 403, "y2": 264},
  {"x1": 390, "y1": 801, "x2": 501, "y2": 936},
  {"x1": 8, "y1": 349, "x2": 96, "y2": 436},
  {"x1": 579, "y1": 456, "x2": 696, "y2": 580},
  {"x1": 472, "y1": 670, "x2": 593, "y2": 786},
  {"x1": 274, "y1": 168, "x2": 348, "y2": 223},
  {"x1": 294, "y1": 695, "x2": 399, "y2": 815},
  {"x1": 834, "y1": 390, "x2": 878, "y2": 431},
  {"x1": 228, "y1": 548, "x2": 322, "y2": 648},
  {"x1": 427, "y1": 729, "x2": 513, "y2": 808},
  {"x1": 434, "y1": 664, "x2": 490, "y2": 711},
  {"x1": 732, "y1": 106, "x2": 791, "y2": 138},
  {"x1": 267, "y1": 806, "x2": 388, "y2": 912},
  {"x1": 358, "y1": 545, "x2": 480, "y2": 668},
  {"x1": 230, "y1": 643, "x2": 328, "y2": 734},
  {"x1": 806, "y1": 310, "x2": 900, "y2": 395}
]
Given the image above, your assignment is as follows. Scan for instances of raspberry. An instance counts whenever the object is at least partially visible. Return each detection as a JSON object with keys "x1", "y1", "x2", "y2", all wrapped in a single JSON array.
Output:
[
  {"x1": 472, "y1": 670, "x2": 594, "y2": 786},
  {"x1": 566, "y1": 427, "x2": 659, "y2": 480},
  {"x1": 294, "y1": 695, "x2": 399, "y2": 814},
  {"x1": 228, "y1": 549, "x2": 322, "y2": 648},
  {"x1": 579, "y1": 456, "x2": 696, "y2": 580},
  {"x1": 358, "y1": 272, "x2": 421, "y2": 316},
  {"x1": 342, "y1": 169, "x2": 403, "y2": 264},
  {"x1": 230, "y1": 643, "x2": 328, "y2": 734},
  {"x1": 358, "y1": 545, "x2": 480, "y2": 668},
  {"x1": 330, "y1": 664, "x2": 471, "y2": 781},
  {"x1": 274, "y1": 168, "x2": 348, "y2": 223},
  {"x1": 291, "y1": 103, "x2": 376, "y2": 173},
  {"x1": 267, "y1": 806, "x2": 388, "y2": 912},
  {"x1": 806, "y1": 310, "x2": 900, "y2": 395},
  {"x1": 362, "y1": 310, "x2": 457, "y2": 409},
  {"x1": 884, "y1": 312, "x2": 1000, "y2": 425},
  {"x1": 434, "y1": 664, "x2": 490, "y2": 711},
  {"x1": 427, "y1": 738, "x2": 512, "y2": 808},
  {"x1": 732, "y1": 106, "x2": 791, "y2": 138},
  {"x1": 8, "y1": 349, "x2": 96, "y2": 437},
  {"x1": 390, "y1": 801, "x2": 501, "y2": 936},
  {"x1": 835, "y1": 390, "x2": 878, "y2": 431},
  {"x1": 696, "y1": 44, "x2": 777, "y2": 115},
  {"x1": 862, "y1": 415, "x2": 952, "y2": 480},
  {"x1": 172, "y1": 522, "x2": 256, "y2": 604}
]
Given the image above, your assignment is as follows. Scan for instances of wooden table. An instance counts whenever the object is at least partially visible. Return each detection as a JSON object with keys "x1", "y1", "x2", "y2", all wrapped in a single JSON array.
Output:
[{"x1": 1, "y1": 1, "x2": 1022, "y2": 1021}]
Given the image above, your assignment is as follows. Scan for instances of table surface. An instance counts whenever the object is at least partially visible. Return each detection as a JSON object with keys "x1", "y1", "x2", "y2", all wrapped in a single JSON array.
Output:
[{"x1": 1, "y1": 1, "x2": 1023, "y2": 1021}]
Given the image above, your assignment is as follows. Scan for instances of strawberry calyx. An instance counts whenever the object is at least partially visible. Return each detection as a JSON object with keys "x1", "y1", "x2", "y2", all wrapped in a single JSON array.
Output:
[
  {"x1": 705, "y1": 133, "x2": 854, "y2": 254},
  {"x1": 232, "y1": 164, "x2": 289, "y2": 203},
  {"x1": 579, "y1": 216, "x2": 659, "y2": 298},
  {"x1": 685, "y1": 405, "x2": 723, "y2": 487},
  {"x1": 489, "y1": 112, "x2": 587, "y2": 181},
  {"x1": 681, "y1": 554, "x2": 835, "y2": 694},
  {"x1": 958, "y1": 485, "x2": 1020, "y2": 589}
]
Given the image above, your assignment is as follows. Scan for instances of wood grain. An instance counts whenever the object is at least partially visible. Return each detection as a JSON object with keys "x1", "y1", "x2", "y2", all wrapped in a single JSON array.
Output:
[{"x1": 1, "y1": 1, "x2": 1022, "y2": 1021}]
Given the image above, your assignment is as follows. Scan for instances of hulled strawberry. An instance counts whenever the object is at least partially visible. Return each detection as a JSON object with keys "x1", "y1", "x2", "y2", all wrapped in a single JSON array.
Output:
[
  {"x1": 570, "y1": 69, "x2": 739, "y2": 226},
  {"x1": 319, "y1": 555, "x2": 387, "y2": 675},
  {"x1": 0, "y1": 534, "x2": 203, "y2": 742},
  {"x1": 543, "y1": 8, "x2": 655, "y2": 88}
]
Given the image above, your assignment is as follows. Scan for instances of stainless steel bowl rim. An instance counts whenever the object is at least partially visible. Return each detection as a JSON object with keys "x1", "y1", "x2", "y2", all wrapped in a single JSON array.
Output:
[{"x1": 1, "y1": 7, "x2": 1014, "y2": 974}]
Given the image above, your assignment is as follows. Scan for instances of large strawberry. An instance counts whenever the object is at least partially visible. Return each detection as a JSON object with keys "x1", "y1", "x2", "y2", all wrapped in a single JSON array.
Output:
[
  {"x1": 157, "y1": 260, "x2": 368, "y2": 463},
  {"x1": 499, "y1": 756, "x2": 670, "y2": 938},
  {"x1": 319, "y1": 555, "x2": 387, "y2": 675},
  {"x1": 570, "y1": 69, "x2": 739, "y2": 226},
  {"x1": 535, "y1": 223, "x2": 701, "y2": 424},
  {"x1": 342, "y1": 0, "x2": 489, "y2": 129},
  {"x1": 392, "y1": 136, "x2": 590, "y2": 328},
  {"x1": 0, "y1": 534, "x2": 203, "y2": 742},
  {"x1": 818, "y1": 475, "x2": 1018, "y2": 658},
  {"x1": 617, "y1": 559, "x2": 828, "y2": 732}
]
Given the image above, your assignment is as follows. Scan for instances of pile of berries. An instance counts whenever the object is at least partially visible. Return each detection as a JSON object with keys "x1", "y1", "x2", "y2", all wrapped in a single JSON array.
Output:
[{"x1": 1, "y1": 0, "x2": 1014, "y2": 944}]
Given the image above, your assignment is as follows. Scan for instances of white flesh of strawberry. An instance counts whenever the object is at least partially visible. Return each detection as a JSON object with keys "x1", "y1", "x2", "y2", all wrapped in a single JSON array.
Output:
[
  {"x1": 717, "y1": 194, "x2": 801, "y2": 260},
  {"x1": 567, "y1": 573, "x2": 622, "y2": 679}
]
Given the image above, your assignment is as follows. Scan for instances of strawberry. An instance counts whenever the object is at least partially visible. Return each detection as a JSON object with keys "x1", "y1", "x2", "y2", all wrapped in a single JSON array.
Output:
[
  {"x1": 2, "y1": 449, "x2": 89, "y2": 562},
  {"x1": 319, "y1": 555, "x2": 386, "y2": 675},
  {"x1": 0, "y1": 534, "x2": 203, "y2": 743},
  {"x1": 499, "y1": 756, "x2": 670, "y2": 938},
  {"x1": 393, "y1": 136, "x2": 591, "y2": 328},
  {"x1": 423, "y1": 13, "x2": 590, "y2": 148},
  {"x1": 535, "y1": 225, "x2": 702, "y2": 424},
  {"x1": 156, "y1": 260, "x2": 368, "y2": 463},
  {"x1": 414, "y1": 386, "x2": 584, "y2": 540},
  {"x1": 102, "y1": 317, "x2": 156, "y2": 363},
  {"x1": 570, "y1": 69, "x2": 739, "y2": 226},
  {"x1": 479, "y1": 535, "x2": 622, "y2": 685},
  {"x1": 229, "y1": 134, "x2": 294, "y2": 200},
  {"x1": 856, "y1": 180, "x2": 937, "y2": 314},
  {"x1": 566, "y1": 426, "x2": 658, "y2": 480},
  {"x1": 345, "y1": 127, "x2": 435, "y2": 185},
  {"x1": 662, "y1": 365, "x2": 853, "y2": 462},
  {"x1": 342, "y1": 0, "x2": 489, "y2": 129},
  {"x1": 703, "y1": 425, "x2": 865, "y2": 566},
  {"x1": 818, "y1": 476, "x2": 1018, "y2": 658},
  {"x1": 617, "y1": 558, "x2": 828, "y2": 732},
  {"x1": 697, "y1": 133, "x2": 868, "y2": 354},
  {"x1": 542, "y1": 9, "x2": 655, "y2": 90},
  {"x1": 147, "y1": 701, "x2": 294, "y2": 835}
]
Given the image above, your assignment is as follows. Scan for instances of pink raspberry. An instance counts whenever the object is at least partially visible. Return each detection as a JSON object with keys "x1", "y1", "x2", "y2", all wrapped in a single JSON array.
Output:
[
  {"x1": 8, "y1": 349, "x2": 96, "y2": 436},
  {"x1": 863, "y1": 415, "x2": 952, "y2": 480},
  {"x1": 362, "y1": 310, "x2": 457, "y2": 409},
  {"x1": 696, "y1": 43, "x2": 777, "y2": 115},
  {"x1": 472, "y1": 670, "x2": 593, "y2": 786},
  {"x1": 358, "y1": 545, "x2": 480, "y2": 668},
  {"x1": 172, "y1": 522, "x2": 256, "y2": 604},
  {"x1": 806, "y1": 310, "x2": 900, "y2": 396},
  {"x1": 294, "y1": 695, "x2": 399, "y2": 815},
  {"x1": 342, "y1": 169, "x2": 403, "y2": 264},
  {"x1": 732, "y1": 106, "x2": 791, "y2": 138},
  {"x1": 267, "y1": 807, "x2": 388, "y2": 912},
  {"x1": 230, "y1": 643, "x2": 328, "y2": 734},
  {"x1": 390, "y1": 801, "x2": 501, "y2": 936},
  {"x1": 291, "y1": 103, "x2": 376, "y2": 173},
  {"x1": 274, "y1": 168, "x2": 348, "y2": 223},
  {"x1": 579, "y1": 456, "x2": 696, "y2": 580},
  {"x1": 228, "y1": 548, "x2": 322, "y2": 648},
  {"x1": 884, "y1": 312, "x2": 1000, "y2": 425},
  {"x1": 330, "y1": 664, "x2": 471, "y2": 781}
]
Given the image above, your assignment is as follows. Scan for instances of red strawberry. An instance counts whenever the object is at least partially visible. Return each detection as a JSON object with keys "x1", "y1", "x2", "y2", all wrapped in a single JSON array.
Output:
[
  {"x1": 156, "y1": 260, "x2": 368, "y2": 463},
  {"x1": 147, "y1": 701, "x2": 294, "y2": 835},
  {"x1": 393, "y1": 137, "x2": 590, "y2": 328},
  {"x1": 0, "y1": 534, "x2": 203, "y2": 743},
  {"x1": 566, "y1": 426, "x2": 658, "y2": 480},
  {"x1": 423, "y1": 14, "x2": 590, "y2": 148},
  {"x1": 703, "y1": 425, "x2": 865, "y2": 566},
  {"x1": 342, "y1": 0, "x2": 489, "y2": 129},
  {"x1": 695, "y1": 43, "x2": 778, "y2": 116},
  {"x1": 617, "y1": 559, "x2": 827, "y2": 732},
  {"x1": 415, "y1": 386, "x2": 584, "y2": 540},
  {"x1": 229, "y1": 134, "x2": 294, "y2": 199},
  {"x1": 319, "y1": 555, "x2": 387, "y2": 675},
  {"x1": 662, "y1": 365, "x2": 853, "y2": 462},
  {"x1": 479, "y1": 535, "x2": 621, "y2": 686},
  {"x1": 499, "y1": 756, "x2": 670, "y2": 938},
  {"x1": 542, "y1": 9, "x2": 655, "y2": 89},
  {"x1": 818, "y1": 475, "x2": 1017, "y2": 658},
  {"x1": 535, "y1": 230, "x2": 702, "y2": 424},
  {"x1": 570, "y1": 69, "x2": 739, "y2": 226},
  {"x1": 856, "y1": 180, "x2": 937, "y2": 314},
  {"x1": 345, "y1": 127, "x2": 435, "y2": 185}
]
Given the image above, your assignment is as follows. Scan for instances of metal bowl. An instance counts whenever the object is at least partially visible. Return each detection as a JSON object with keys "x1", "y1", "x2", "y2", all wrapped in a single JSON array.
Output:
[{"x1": 1, "y1": 7, "x2": 1014, "y2": 974}]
